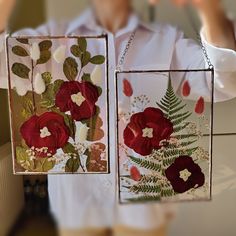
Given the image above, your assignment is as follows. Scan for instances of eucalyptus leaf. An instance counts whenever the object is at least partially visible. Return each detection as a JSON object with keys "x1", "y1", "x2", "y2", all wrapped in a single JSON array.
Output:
[
  {"x1": 71, "y1": 45, "x2": 82, "y2": 57},
  {"x1": 39, "y1": 40, "x2": 52, "y2": 51},
  {"x1": 37, "y1": 50, "x2": 51, "y2": 64},
  {"x1": 90, "y1": 55, "x2": 105, "y2": 65},
  {"x1": 16, "y1": 38, "x2": 29, "y2": 44},
  {"x1": 65, "y1": 157, "x2": 80, "y2": 173},
  {"x1": 77, "y1": 37, "x2": 87, "y2": 52},
  {"x1": 12, "y1": 46, "x2": 29, "y2": 57},
  {"x1": 63, "y1": 57, "x2": 78, "y2": 81},
  {"x1": 81, "y1": 51, "x2": 91, "y2": 67},
  {"x1": 12, "y1": 63, "x2": 30, "y2": 79}
]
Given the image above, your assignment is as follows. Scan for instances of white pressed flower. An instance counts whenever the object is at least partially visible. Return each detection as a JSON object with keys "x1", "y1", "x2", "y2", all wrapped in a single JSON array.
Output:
[
  {"x1": 91, "y1": 65, "x2": 102, "y2": 86},
  {"x1": 14, "y1": 79, "x2": 28, "y2": 96},
  {"x1": 53, "y1": 45, "x2": 66, "y2": 63},
  {"x1": 75, "y1": 122, "x2": 89, "y2": 143},
  {"x1": 30, "y1": 42, "x2": 40, "y2": 61},
  {"x1": 34, "y1": 73, "x2": 46, "y2": 94}
]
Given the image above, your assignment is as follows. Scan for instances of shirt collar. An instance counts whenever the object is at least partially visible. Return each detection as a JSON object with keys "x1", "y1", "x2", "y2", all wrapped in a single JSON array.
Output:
[{"x1": 66, "y1": 8, "x2": 156, "y2": 36}]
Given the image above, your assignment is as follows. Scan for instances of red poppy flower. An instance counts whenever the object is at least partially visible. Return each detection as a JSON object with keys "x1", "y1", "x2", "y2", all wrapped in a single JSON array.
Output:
[
  {"x1": 123, "y1": 107, "x2": 174, "y2": 156},
  {"x1": 55, "y1": 81, "x2": 99, "y2": 121},
  {"x1": 165, "y1": 156, "x2": 205, "y2": 193},
  {"x1": 195, "y1": 96, "x2": 205, "y2": 114},
  {"x1": 20, "y1": 112, "x2": 70, "y2": 157},
  {"x1": 123, "y1": 79, "x2": 133, "y2": 97},
  {"x1": 130, "y1": 166, "x2": 141, "y2": 181},
  {"x1": 182, "y1": 80, "x2": 191, "y2": 97}
]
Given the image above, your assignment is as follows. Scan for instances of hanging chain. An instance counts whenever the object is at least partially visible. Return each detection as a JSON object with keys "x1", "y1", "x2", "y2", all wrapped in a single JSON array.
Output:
[
  {"x1": 116, "y1": 30, "x2": 137, "y2": 71},
  {"x1": 116, "y1": 7, "x2": 213, "y2": 71},
  {"x1": 185, "y1": 6, "x2": 214, "y2": 70}
]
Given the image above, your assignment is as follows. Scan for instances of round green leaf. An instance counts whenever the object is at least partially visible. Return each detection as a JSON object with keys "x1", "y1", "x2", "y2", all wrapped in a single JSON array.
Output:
[
  {"x1": 12, "y1": 46, "x2": 29, "y2": 57},
  {"x1": 77, "y1": 37, "x2": 87, "y2": 52},
  {"x1": 63, "y1": 57, "x2": 78, "y2": 81},
  {"x1": 65, "y1": 157, "x2": 80, "y2": 173},
  {"x1": 12, "y1": 63, "x2": 30, "y2": 79},
  {"x1": 81, "y1": 51, "x2": 91, "y2": 67},
  {"x1": 39, "y1": 40, "x2": 52, "y2": 50},
  {"x1": 37, "y1": 50, "x2": 51, "y2": 64},
  {"x1": 90, "y1": 55, "x2": 105, "y2": 65},
  {"x1": 71, "y1": 45, "x2": 82, "y2": 57},
  {"x1": 16, "y1": 38, "x2": 29, "y2": 44}
]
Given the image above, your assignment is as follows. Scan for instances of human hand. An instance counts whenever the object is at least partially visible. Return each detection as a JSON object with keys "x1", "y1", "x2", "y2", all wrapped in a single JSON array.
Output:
[{"x1": 0, "y1": 0, "x2": 16, "y2": 32}]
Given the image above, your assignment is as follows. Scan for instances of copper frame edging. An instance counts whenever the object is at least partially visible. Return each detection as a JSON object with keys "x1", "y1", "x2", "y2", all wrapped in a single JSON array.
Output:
[
  {"x1": 6, "y1": 34, "x2": 110, "y2": 175},
  {"x1": 115, "y1": 68, "x2": 214, "y2": 204}
]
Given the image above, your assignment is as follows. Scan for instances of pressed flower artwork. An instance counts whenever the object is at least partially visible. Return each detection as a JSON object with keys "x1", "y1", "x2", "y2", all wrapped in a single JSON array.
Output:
[
  {"x1": 116, "y1": 71, "x2": 213, "y2": 203},
  {"x1": 7, "y1": 35, "x2": 109, "y2": 174}
]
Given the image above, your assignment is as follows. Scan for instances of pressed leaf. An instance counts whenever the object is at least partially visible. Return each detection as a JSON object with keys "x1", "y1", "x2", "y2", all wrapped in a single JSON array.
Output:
[
  {"x1": 90, "y1": 55, "x2": 105, "y2": 65},
  {"x1": 81, "y1": 73, "x2": 91, "y2": 82},
  {"x1": 77, "y1": 37, "x2": 87, "y2": 52},
  {"x1": 37, "y1": 50, "x2": 51, "y2": 64},
  {"x1": 65, "y1": 157, "x2": 80, "y2": 173},
  {"x1": 42, "y1": 72, "x2": 52, "y2": 85},
  {"x1": 34, "y1": 158, "x2": 56, "y2": 172},
  {"x1": 63, "y1": 57, "x2": 78, "y2": 81},
  {"x1": 81, "y1": 51, "x2": 91, "y2": 67},
  {"x1": 53, "y1": 79, "x2": 64, "y2": 94},
  {"x1": 62, "y1": 142, "x2": 77, "y2": 154},
  {"x1": 85, "y1": 143, "x2": 107, "y2": 172},
  {"x1": 16, "y1": 38, "x2": 29, "y2": 44},
  {"x1": 21, "y1": 97, "x2": 34, "y2": 118},
  {"x1": 12, "y1": 63, "x2": 30, "y2": 79},
  {"x1": 12, "y1": 46, "x2": 29, "y2": 57},
  {"x1": 71, "y1": 45, "x2": 82, "y2": 57},
  {"x1": 39, "y1": 40, "x2": 52, "y2": 51}
]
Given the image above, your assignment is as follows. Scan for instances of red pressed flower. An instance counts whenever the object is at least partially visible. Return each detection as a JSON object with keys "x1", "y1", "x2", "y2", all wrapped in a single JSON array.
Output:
[
  {"x1": 123, "y1": 79, "x2": 133, "y2": 97},
  {"x1": 130, "y1": 166, "x2": 141, "y2": 181},
  {"x1": 195, "y1": 97, "x2": 205, "y2": 114},
  {"x1": 124, "y1": 107, "x2": 173, "y2": 156},
  {"x1": 165, "y1": 156, "x2": 205, "y2": 193},
  {"x1": 55, "y1": 81, "x2": 99, "y2": 121},
  {"x1": 182, "y1": 80, "x2": 191, "y2": 97},
  {"x1": 20, "y1": 112, "x2": 70, "y2": 157}
]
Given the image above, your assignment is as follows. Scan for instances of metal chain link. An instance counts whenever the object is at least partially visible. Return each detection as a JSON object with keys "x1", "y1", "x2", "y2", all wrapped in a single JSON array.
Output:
[
  {"x1": 116, "y1": 30, "x2": 136, "y2": 71},
  {"x1": 116, "y1": 7, "x2": 213, "y2": 71},
  {"x1": 185, "y1": 6, "x2": 214, "y2": 70}
]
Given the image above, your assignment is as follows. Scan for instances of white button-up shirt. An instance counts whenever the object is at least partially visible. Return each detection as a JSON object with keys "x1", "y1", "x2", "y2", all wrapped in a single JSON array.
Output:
[{"x1": 1, "y1": 9, "x2": 236, "y2": 230}]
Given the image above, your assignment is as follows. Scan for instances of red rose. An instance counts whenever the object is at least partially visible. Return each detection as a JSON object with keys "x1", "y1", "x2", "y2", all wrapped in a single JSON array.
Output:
[
  {"x1": 55, "y1": 81, "x2": 99, "y2": 121},
  {"x1": 123, "y1": 107, "x2": 173, "y2": 156},
  {"x1": 20, "y1": 112, "x2": 70, "y2": 157},
  {"x1": 165, "y1": 156, "x2": 205, "y2": 193}
]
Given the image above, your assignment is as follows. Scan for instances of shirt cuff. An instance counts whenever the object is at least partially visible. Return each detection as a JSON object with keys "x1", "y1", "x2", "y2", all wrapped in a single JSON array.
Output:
[{"x1": 200, "y1": 20, "x2": 236, "y2": 72}]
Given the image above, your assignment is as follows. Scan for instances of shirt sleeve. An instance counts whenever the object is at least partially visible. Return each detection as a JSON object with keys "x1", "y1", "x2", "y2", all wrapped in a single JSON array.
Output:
[
  {"x1": 172, "y1": 20, "x2": 236, "y2": 102},
  {"x1": 201, "y1": 20, "x2": 236, "y2": 97}
]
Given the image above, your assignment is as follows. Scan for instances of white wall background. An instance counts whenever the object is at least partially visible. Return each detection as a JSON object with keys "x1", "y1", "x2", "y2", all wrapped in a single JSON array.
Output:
[{"x1": 45, "y1": 1, "x2": 236, "y2": 235}]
